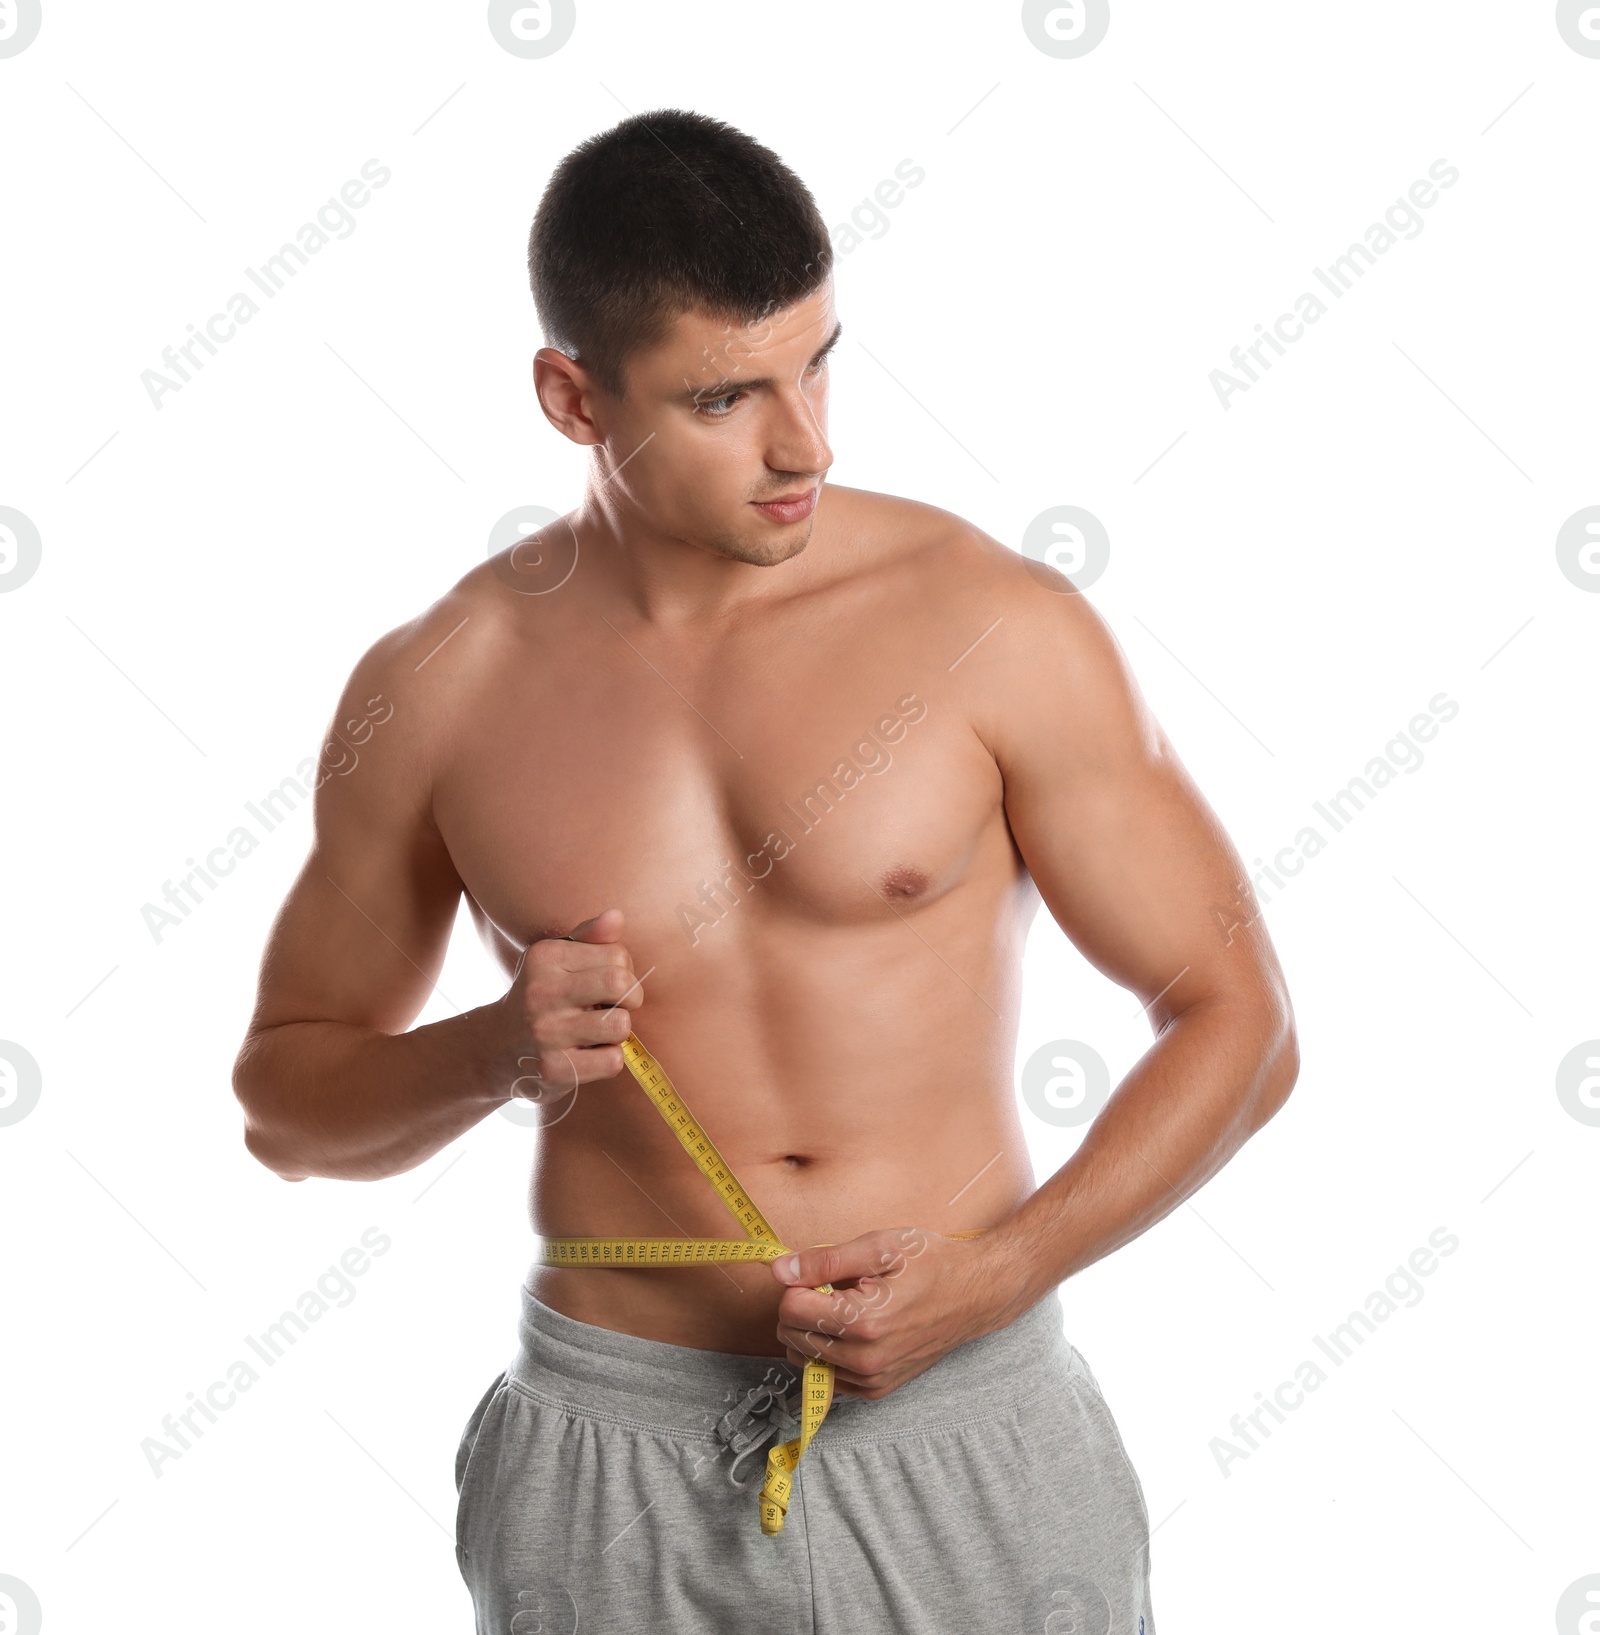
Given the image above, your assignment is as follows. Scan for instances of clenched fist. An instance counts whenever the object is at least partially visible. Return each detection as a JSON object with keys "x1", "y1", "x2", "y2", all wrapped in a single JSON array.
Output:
[{"x1": 493, "y1": 908, "x2": 643, "y2": 1105}]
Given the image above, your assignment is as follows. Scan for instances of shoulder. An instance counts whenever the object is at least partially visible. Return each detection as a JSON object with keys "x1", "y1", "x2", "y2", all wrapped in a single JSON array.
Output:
[
  {"x1": 336, "y1": 566, "x2": 494, "y2": 701},
  {"x1": 827, "y1": 483, "x2": 1126, "y2": 666},
  {"x1": 316, "y1": 557, "x2": 532, "y2": 793},
  {"x1": 827, "y1": 486, "x2": 1155, "y2": 763}
]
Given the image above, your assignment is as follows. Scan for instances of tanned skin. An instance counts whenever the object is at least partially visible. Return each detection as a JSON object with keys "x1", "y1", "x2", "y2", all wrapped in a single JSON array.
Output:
[{"x1": 233, "y1": 276, "x2": 1298, "y2": 1399}]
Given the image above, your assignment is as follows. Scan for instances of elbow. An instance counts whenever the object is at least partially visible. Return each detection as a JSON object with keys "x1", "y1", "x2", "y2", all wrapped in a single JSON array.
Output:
[
  {"x1": 1251, "y1": 997, "x2": 1300, "y2": 1131},
  {"x1": 233, "y1": 1040, "x2": 309, "y2": 1183},
  {"x1": 242, "y1": 1117, "x2": 309, "y2": 1183}
]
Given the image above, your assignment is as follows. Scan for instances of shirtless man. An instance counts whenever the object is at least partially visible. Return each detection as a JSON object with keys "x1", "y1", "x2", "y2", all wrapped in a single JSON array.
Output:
[{"x1": 234, "y1": 110, "x2": 1297, "y2": 1633}]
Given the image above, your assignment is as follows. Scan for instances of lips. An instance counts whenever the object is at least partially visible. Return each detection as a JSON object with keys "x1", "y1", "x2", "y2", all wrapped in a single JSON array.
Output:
[{"x1": 752, "y1": 487, "x2": 818, "y2": 522}]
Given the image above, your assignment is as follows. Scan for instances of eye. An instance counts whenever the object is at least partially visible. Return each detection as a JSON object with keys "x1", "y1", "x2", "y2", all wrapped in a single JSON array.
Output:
[{"x1": 694, "y1": 391, "x2": 744, "y2": 418}]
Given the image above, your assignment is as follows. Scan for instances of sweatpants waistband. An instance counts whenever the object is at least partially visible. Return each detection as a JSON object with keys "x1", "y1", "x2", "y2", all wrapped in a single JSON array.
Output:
[{"x1": 507, "y1": 1280, "x2": 1074, "y2": 1448}]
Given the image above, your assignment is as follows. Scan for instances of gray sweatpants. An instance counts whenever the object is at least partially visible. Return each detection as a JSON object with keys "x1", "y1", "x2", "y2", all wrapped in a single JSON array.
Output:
[{"x1": 455, "y1": 1282, "x2": 1156, "y2": 1633}]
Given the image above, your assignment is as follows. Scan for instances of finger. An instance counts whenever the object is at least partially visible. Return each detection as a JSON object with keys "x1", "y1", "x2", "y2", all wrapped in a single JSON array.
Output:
[
  {"x1": 526, "y1": 936, "x2": 629, "y2": 974},
  {"x1": 562, "y1": 909, "x2": 624, "y2": 944},
  {"x1": 776, "y1": 1283, "x2": 884, "y2": 1339},
  {"x1": 783, "y1": 1347, "x2": 852, "y2": 1386},
  {"x1": 774, "y1": 1321, "x2": 836, "y2": 1360},
  {"x1": 777, "y1": 1329, "x2": 879, "y2": 1392},
  {"x1": 562, "y1": 965, "x2": 644, "y2": 1010},
  {"x1": 526, "y1": 1042, "x2": 627, "y2": 1087},
  {"x1": 777, "y1": 1319, "x2": 846, "y2": 1358},
  {"x1": 770, "y1": 1233, "x2": 893, "y2": 1289},
  {"x1": 776, "y1": 1316, "x2": 897, "y2": 1381},
  {"x1": 537, "y1": 1004, "x2": 635, "y2": 1050}
]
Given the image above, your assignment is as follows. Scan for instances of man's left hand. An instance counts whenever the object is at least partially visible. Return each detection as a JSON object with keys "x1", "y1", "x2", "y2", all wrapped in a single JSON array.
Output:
[{"x1": 770, "y1": 1228, "x2": 1027, "y2": 1400}]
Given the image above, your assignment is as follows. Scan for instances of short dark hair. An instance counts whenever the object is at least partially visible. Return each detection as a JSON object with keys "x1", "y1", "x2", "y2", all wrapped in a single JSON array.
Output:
[{"x1": 528, "y1": 109, "x2": 833, "y2": 399}]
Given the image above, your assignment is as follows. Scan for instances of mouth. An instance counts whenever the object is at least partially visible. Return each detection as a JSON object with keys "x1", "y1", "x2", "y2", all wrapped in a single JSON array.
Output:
[{"x1": 751, "y1": 486, "x2": 819, "y2": 524}]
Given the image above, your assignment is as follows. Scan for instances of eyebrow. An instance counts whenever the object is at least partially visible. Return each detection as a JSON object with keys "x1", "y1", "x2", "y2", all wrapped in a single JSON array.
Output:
[{"x1": 677, "y1": 319, "x2": 843, "y2": 404}]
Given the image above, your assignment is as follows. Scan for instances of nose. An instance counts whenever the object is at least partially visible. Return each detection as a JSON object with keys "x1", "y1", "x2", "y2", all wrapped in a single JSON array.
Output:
[{"x1": 764, "y1": 378, "x2": 832, "y2": 480}]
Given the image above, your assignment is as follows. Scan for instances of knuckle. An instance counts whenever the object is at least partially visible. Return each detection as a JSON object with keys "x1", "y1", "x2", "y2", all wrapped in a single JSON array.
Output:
[
  {"x1": 519, "y1": 972, "x2": 556, "y2": 1009},
  {"x1": 855, "y1": 1280, "x2": 892, "y2": 1312},
  {"x1": 572, "y1": 1052, "x2": 602, "y2": 1083},
  {"x1": 530, "y1": 1014, "x2": 566, "y2": 1047}
]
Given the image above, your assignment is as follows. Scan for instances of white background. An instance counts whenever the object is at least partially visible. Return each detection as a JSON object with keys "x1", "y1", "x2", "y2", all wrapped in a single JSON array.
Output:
[{"x1": 2, "y1": 3, "x2": 1596, "y2": 1631}]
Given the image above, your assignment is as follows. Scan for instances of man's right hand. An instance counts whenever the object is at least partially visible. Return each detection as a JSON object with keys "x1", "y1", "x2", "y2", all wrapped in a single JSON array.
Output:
[{"x1": 496, "y1": 909, "x2": 643, "y2": 1104}]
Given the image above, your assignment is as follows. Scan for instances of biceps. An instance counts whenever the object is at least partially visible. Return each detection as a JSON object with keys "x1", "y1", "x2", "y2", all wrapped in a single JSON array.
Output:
[
  {"x1": 1007, "y1": 745, "x2": 1255, "y2": 1014},
  {"x1": 250, "y1": 827, "x2": 464, "y2": 1034}
]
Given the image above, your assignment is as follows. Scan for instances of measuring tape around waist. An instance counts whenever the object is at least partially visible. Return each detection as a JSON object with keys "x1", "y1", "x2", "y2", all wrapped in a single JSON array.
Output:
[{"x1": 535, "y1": 1031, "x2": 989, "y2": 1536}]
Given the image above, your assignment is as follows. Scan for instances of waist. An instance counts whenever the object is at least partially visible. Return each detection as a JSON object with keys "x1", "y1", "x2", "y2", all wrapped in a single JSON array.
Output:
[
  {"x1": 505, "y1": 1280, "x2": 1073, "y2": 1446},
  {"x1": 532, "y1": 1146, "x2": 1036, "y2": 1249}
]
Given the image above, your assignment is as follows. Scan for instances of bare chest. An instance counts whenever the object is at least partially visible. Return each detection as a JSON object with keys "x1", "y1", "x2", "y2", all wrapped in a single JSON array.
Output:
[{"x1": 432, "y1": 632, "x2": 1006, "y2": 965}]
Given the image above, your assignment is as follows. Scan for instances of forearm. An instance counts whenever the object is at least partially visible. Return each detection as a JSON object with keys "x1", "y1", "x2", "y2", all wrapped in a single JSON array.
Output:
[
  {"x1": 234, "y1": 1006, "x2": 511, "y2": 1183},
  {"x1": 985, "y1": 997, "x2": 1298, "y2": 1317}
]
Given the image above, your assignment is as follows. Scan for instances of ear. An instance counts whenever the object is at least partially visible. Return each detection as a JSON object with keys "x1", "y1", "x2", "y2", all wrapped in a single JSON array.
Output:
[{"x1": 533, "y1": 346, "x2": 606, "y2": 447}]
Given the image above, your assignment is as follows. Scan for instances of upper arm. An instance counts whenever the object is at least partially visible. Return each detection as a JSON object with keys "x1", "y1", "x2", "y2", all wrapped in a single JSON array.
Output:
[
  {"x1": 244, "y1": 610, "x2": 468, "y2": 1038},
  {"x1": 970, "y1": 555, "x2": 1292, "y2": 1033}
]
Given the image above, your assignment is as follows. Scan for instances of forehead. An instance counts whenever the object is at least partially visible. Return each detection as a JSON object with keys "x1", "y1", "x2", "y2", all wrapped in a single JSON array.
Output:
[{"x1": 650, "y1": 281, "x2": 837, "y2": 379}]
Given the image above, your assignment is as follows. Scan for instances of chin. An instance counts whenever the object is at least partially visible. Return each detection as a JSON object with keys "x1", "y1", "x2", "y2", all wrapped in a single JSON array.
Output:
[
  {"x1": 712, "y1": 522, "x2": 813, "y2": 567},
  {"x1": 755, "y1": 529, "x2": 813, "y2": 567}
]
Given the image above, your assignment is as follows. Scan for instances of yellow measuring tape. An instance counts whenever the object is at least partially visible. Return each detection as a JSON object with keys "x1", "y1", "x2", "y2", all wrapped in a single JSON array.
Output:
[{"x1": 536, "y1": 1032, "x2": 988, "y2": 1536}]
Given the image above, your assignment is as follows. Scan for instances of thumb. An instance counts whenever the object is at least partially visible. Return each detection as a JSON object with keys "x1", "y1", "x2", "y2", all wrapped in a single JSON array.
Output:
[
  {"x1": 771, "y1": 1237, "x2": 878, "y2": 1288},
  {"x1": 563, "y1": 908, "x2": 624, "y2": 944}
]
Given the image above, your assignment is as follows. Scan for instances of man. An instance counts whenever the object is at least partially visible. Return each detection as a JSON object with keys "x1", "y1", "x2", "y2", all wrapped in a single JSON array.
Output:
[{"x1": 234, "y1": 109, "x2": 1297, "y2": 1633}]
